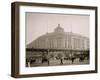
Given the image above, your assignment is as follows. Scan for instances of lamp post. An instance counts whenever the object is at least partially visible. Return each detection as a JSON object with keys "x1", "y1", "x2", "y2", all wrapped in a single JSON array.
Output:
[{"x1": 70, "y1": 24, "x2": 74, "y2": 64}]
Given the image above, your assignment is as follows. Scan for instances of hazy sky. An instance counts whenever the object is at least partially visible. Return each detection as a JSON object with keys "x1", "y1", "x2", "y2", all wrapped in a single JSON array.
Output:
[{"x1": 26, "y1": 12, "x2": 90, "y2": 45}]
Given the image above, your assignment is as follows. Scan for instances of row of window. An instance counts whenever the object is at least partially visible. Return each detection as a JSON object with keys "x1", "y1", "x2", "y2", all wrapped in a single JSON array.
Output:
[{"x1": 32, "y1": 38, "x2": 89, "y2": 50}]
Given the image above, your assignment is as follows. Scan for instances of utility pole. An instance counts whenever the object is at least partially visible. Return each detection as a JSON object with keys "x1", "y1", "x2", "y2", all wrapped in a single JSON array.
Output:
[{"x1": 70, "y1": 23, "x2": 74, "y2": 64}]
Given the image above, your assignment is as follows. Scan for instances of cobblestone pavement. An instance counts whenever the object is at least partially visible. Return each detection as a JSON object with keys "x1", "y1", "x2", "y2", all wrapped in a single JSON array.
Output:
[{"x1": 29, "y1": 58, "x2": 89, "y2": 67}]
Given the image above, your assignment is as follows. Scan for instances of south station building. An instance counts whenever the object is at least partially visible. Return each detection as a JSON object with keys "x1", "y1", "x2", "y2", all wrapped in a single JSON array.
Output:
[{"x1": 26, "y1": 24, "x2": 89, "y2": 66}]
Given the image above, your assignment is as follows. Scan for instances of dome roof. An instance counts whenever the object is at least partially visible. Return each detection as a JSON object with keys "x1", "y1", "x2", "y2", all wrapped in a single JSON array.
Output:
[
  {"x1": 54, "y1": 24, "x2": 64, "y2": 33},
  {"x1": 27, "y1": 24, "x2": 89, "y2": 49}
]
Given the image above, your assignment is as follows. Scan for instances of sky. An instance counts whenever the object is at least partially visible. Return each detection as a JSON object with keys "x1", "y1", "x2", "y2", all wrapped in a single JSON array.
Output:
[{"x1": 26, "y1": 12, "x2": 90, "y2": 45}]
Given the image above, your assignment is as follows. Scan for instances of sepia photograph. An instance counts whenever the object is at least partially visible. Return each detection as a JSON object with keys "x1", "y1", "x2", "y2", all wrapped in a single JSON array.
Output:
[
  {"x1": 25, "y1": 12, "x2": 90, "y2": 67},
  {"x1": 11, "y1": 2, "x2": 97, "y2": 77}
]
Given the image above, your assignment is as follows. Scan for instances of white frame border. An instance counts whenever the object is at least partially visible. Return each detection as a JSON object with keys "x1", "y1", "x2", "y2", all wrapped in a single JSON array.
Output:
[{"x1": 19, "y1": 5, "x2": 96, "y2": 75}]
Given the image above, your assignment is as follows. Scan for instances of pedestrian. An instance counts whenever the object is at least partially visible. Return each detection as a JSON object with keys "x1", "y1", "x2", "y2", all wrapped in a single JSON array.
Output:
[
  {"x1": 72, "y1": 57, "x2": 75, "y2": 64},
  {"x1": 60, "y1": 58, "x2": 63, "y2": 64}
]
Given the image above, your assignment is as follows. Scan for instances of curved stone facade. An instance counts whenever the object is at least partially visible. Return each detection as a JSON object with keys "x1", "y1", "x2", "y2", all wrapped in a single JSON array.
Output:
[{"x1": 27, "y1": 24, "x2": 89, "y2": 51}]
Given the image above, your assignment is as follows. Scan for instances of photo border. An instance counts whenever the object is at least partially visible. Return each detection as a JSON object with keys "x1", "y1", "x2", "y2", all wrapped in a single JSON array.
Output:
[{"x1": 11, "y1": 2, "x2": 98, "y2": 78}]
